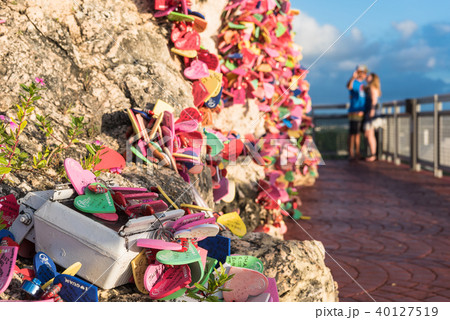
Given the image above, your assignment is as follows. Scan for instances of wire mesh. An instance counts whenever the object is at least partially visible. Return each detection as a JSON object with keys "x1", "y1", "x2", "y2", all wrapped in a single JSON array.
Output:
[
  {"x1": 418, "y1": 115, "x2": 434, "y2": 163},
  {"x1": 440, "y1": 114, "x2": 450, "y2": 167},
  {"x1": 387, "y1": 117, "x2": 395, "y2": 154},
  {"x1": 382, "y1": 116, "x2": 388, "y2": 152},
  {"x1": 397, "y1": 116, "x2": 411, "y2": 158}
]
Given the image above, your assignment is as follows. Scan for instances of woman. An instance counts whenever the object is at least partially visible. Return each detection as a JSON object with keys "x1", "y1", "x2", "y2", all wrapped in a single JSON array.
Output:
[{"x1": 363, "y1": 73, "x2": 381, "y2": 162}]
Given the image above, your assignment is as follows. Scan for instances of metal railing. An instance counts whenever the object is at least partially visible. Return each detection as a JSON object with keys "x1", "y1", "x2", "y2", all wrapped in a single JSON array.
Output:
[{"x1": 311, "y1": 93, "x2": 450, "y2": 177}]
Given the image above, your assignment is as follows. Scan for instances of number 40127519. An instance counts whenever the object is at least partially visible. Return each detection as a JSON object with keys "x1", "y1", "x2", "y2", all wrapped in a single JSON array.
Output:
[{"x1": 375, "y1": 307, "x2": 438, "y2": 317}]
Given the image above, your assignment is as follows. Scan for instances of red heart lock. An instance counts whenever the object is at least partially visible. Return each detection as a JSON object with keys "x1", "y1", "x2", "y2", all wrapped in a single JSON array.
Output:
[
  {"x1": 155, "y1": 0, "x2": 171, "y2": 10},
  {"x1": 171, "y1": 23, "x2": 187, "y2": 43},
  {"x1": 177, "y1": 131, "x2": 203, "y2": 151},
  {"x1": 174, "y1": 30, "x2": 200, "y2": 51},
  {"x1": 176, "y1": 107, "x2": 203, "y2": 124},
  {"x1": 232, "y1": 87, "x2": 246, "y2": 105},
  {"x1": 192, "y1": 81, "x2": 210, "y2": 107},
  {"x1": 222, "y1": 139, "x2": 244, "y2": 161},
  {"x1": 183, "y1": 59, "x2": 209, "y2": 80},
  {"x1": 197, "y1": 50, "x2": 219, "y2": 70}
]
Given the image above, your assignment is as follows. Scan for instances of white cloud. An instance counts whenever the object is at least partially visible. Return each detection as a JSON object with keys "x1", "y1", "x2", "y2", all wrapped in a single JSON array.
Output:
[
  {"x1": 392, "y1": 20, "x2": 418, "y2": 39},
  {"x1": 426, "y1": 57, "x2": 436, "y2": 68},
  {"x1": 351, "y1": 28, "x2": 363, "y2": 42},
  {"x1": 293, "y1": 12, "x2": 340, "y2": 57},
  {"x1": 391, "y1": 44, "x2": 435, "y2": 71}
]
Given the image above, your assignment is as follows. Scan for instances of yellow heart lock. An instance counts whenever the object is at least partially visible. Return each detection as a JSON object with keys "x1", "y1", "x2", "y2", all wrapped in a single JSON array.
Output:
[
  {"x1": 249, "y1": 43, "x2": 261, "y2": 56},
  {"x1": 222, "y1": 180, "x2": 236, "y2": 203},
  {"x1": 200, "y1": 71, "x2": 222, "y2": 100},
  {"x1": 153, "y1": 99, "x2": 174, "y2": 115},
  {"x1": 131, "y1": 250, "x2": 149, "y2": 294},
  {"x1": 257, "y1": 63, "x2": 272, "y2": 72},
  {"x1": 287, "y1": 129, "x2": 302, "y2": 139},
  {"x1": 261, "y1": 29, "x2": 271, "y2": 44},
  {"x1": 217, "y1": 211, "x2": 247, "y2": 238},
  {"x1": 171, "y1": 47, "x2": 198, "y2": 58},
  {"x1": 42, "y1": 262, "x2": 82, "y2": 290}
]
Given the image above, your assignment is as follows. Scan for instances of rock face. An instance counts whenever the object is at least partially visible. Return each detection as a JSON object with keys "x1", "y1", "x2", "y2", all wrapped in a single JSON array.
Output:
[
  {"x1": 0, "y1": 0, "x2": 338, "y2": 302},
  {"x1": 1, "y1": 0, "x2": 193, "y2": 151},
  {"x1": 228, "y1": 231, "x2": 339, "y2": 302}
]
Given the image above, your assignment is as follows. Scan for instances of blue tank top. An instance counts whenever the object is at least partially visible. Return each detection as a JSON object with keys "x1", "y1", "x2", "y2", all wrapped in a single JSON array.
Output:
[{"x1": 348, "y1": 80, "x2": 366, "y2": 113}]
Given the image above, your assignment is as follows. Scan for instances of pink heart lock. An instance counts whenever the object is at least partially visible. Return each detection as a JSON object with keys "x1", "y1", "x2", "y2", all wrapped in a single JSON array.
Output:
[
  {"x1": 232, "y1": 87, "x2": 246, "y2": 105},
  {"x1": 231, "y1": 67, "x2": 247, "y2": 76},
  {"x1": 223, "y1": 266, "x2": 269, "y2": 302},
  {"x1": 160, "y1": 126, "x2": 174, "y2": 153},
  {"x1": 64, "y1": 158, "x2": 97, "y2": 195},
  {"x1": 184, "y1": 59, "x2": 210, "y2": 80},
  {"x1": 264, "y1": 47, "x2": 279, "y2": 58},
  {"x1": 144, "y1": 262, "x2": 166, "y2": 293},
  {"x1": 213, "y1": 177, "x2": 229, "y2": 202},
  {"x1": 174, "y1": 120, "x2": 199, "y2": 133},
  {"x1": 173, "y1": 212, "x2": 206, "y2": 230},
  {"x1": 0, "y1": 246, "x2": 18, "y2": 294},
  {"x1": 263, "y1": 83, "x2": 275, "y2": 99},
  {"x1": 137, "y1": 239, "x2": 182, "y2": 251},
  {"x1": 162, "y1": 110, "x2": 175, "y2": 136},
  {"x1": 0, "y1": 194, "x2": 20, "y2": 229},
  {"x1": 265, "y1": 277, "x2": 280, "y2": 302}
]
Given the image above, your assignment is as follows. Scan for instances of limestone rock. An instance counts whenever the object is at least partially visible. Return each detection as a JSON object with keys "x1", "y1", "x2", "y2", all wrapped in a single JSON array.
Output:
[{"x1": 227, "y1": 231, "x2": 339, "y2": 302}]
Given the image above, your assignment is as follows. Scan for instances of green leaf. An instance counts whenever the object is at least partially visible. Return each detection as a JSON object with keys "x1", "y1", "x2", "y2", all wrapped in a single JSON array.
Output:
[
  {"x1": 19, "y1": 152, "x2": 28, "y2": 159},
  {"x1": 0, "y1": 157, "x2": 7, "y2": 165},
  {"x1": 19, "y1": 120, "x2": 27, "y2": 133},
  {"x1": 20, "y1": 84, "x2": 30, "y2": 92},
  {"x1": 0, "y1": 166, "x2": 12, "y2": 174},
  {"x1": 194, "y1": 283, "x2": 208, "y2": 292},
  {"x1": 206, "y1": 296, "x2": 219, "y2": 302},
  {"x1": 31, "y1": 96, "x2": 41, "y2": 101},
  {"x1": 86, "y1": 144, "x2": 96, "y2": 156}
]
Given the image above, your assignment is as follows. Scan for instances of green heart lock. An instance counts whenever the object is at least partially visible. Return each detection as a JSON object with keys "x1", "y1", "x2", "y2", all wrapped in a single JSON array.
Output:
[
  {"x1": 156, "y1": 241, "x2": 201, "y2": 265},
  {"x1": 74, "y1": 183, "x2": 116, "y2": 214},
  {"x1": 225, "y1": 255, "x2": 264, "y2": 273}
]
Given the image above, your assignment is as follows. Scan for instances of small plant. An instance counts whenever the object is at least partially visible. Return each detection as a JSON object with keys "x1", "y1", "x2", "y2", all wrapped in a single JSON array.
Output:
[
  {"x1": 0, "y1": 80, "x2": 43, "y2": 182},
  {"x1": 0, "y1": 79, "x2": 99, "y2": 182},
  {"x1": 82, "y1": 141, "x2": 104, "y2": 176},
  {"x1": 35, "y1": 114, "x2": 87, "y2": 168},
  {"x1": 186, "y1": 262, "x2": 234, "y2": 302}
]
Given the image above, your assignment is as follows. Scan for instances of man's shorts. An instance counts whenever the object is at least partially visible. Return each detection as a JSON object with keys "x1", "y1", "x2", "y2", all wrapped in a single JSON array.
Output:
[{"x1": 348, "y1": 112, "x2": 364, "y2": 135}]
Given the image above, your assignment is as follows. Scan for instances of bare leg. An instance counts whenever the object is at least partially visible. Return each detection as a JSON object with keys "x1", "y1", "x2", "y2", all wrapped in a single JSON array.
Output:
[
  {"x1": 355, "y1": 133, "x2": 361, "y2": 159},
  {"x1": 366, "y1": 128, "x2": 377, "y2": 161},
  {"x1": 349, "y1": 134, "x2": 355, "y2": 159}
]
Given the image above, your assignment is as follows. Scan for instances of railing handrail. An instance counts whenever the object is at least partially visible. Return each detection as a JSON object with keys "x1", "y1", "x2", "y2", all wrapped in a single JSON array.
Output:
[
  {"x1": 311, "y1": 93, "x2": 450, "y2": 110},
  {"x1": 310, "y1": 92, "x2": 449, "y2": 178}
]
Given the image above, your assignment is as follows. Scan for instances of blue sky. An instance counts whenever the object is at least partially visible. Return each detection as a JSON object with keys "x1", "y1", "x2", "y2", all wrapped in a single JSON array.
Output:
[{"x1": 291, "y1": 0, "x2": 450, "y2": 104}]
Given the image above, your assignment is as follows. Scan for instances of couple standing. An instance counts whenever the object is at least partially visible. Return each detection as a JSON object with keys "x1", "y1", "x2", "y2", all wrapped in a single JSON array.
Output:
[{"x1": 346, "y1": 65, "x2": 382, "y2": 162}]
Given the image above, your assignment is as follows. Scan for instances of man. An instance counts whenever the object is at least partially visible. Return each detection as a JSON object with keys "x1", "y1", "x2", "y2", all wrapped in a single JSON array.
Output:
[{"x1": 346, "y1": 65, "x2": 368, "y2": 161}]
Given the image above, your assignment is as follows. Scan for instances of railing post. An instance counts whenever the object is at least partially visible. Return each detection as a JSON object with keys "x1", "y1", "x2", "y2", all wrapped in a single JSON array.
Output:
[
  {"x1": 311, "y1": 103, "x2": 316, "y2": 141},
  {"x1": 433, "y1": 94, "x2": 443, "y2": 178},
  {"x1": 376, "y1": 102, "x2": 383, "y2": 160},
  {"x1": 393, "y1": 101, "x2": 400, "y2": 165},
  {"x1": 406, "y1": 98, "x2": 420, "y2": 171}
]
